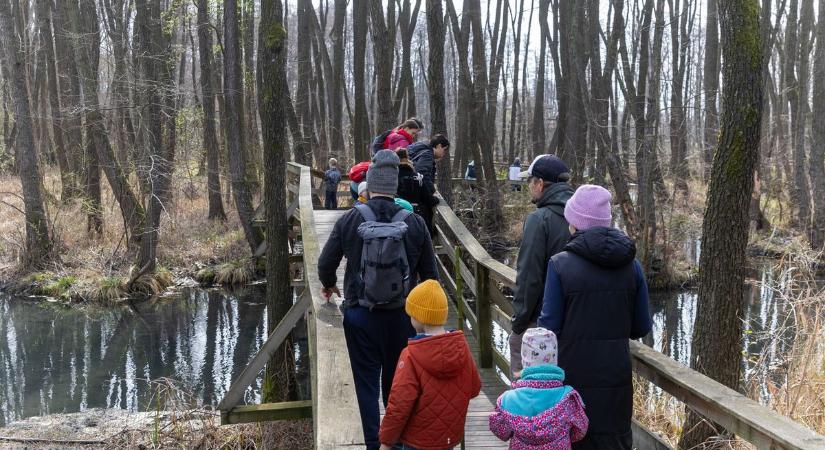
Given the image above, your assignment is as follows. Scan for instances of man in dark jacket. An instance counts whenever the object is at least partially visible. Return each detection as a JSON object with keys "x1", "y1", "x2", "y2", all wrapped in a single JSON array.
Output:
[
  {"x1": 509, "y1": 154, "x2": 574, "y2": 377},
  {"x1": 539, "y1": 184, "x2": 652, "y2": 450},
  {"x1": 323, "y1": 158, "x2": 341, "y2": 210},
  {"x1": 317, "y1": 150, "x2": 438, "y2": 450},
  {"x1": 407, "y1": 134, "x2": 449, "y2": 234}
]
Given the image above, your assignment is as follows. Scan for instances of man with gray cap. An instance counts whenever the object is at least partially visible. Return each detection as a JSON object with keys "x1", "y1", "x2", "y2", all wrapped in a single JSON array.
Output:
[
  {"x1": 509, "y1": 154, "x2": 574, "y2": 378},
  {"x1": 317, "y1": 149, "x2": 438, "y2": 450}
]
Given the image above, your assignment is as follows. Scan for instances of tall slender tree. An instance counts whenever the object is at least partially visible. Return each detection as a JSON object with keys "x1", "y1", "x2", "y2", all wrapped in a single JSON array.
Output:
[
  {"x1": 811, "y1": 0, "x2": 825, "y2": 248},
  {"x1": 368, "y1": 0, "x2": 396, "y2": 131},
  {"x1": 426, "y1": 0, "x2": 453, "y2": 205},
  {"x1": 679, "y1": 0, "x2": 763, "y2": 446},
  {"x1": 259, "y1": 0, "x2": 295, "y2": 403},
  {"x1": 0, "y1": 0, "x2": 52, "y2": 267},
  {"x1": 198, "y1": 0, "x2": 227, "y2": 221},
  {"x1": 703, "y1": 0, "x2": 720, "y2": 179},
  {"x1": 225, "y1": 0, "x2": 264, "y2": 253}
]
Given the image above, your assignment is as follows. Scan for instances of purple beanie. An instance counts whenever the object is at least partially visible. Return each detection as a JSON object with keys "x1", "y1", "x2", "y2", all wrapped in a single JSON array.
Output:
[{"x1": 564, "y1": 184, "x2": 613, "y2": 230}]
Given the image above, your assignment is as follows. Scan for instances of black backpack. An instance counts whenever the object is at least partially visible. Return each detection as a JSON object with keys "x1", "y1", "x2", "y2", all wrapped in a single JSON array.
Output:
[
  {"x1": 370, "y1": 130, "x2": 392, "y2": 155},
  {"x1": 355, "y1": 204, "x2": 412, "y2": 308}
]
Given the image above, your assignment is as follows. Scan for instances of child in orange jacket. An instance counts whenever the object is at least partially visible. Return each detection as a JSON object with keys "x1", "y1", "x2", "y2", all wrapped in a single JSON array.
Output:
[{"x1": 379, "y1": 280, "x2": 482, "y2": 450}]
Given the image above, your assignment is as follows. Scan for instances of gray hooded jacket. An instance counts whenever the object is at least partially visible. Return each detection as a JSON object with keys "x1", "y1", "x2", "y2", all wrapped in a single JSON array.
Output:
[{"x1": 511, "y1": 182, "x2": 574, "y2": 335}]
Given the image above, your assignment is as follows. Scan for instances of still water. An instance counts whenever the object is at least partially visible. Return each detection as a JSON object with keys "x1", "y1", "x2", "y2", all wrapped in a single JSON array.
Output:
[{"x1": 0, "y1": 286, "x2": 309, "y2": 427}]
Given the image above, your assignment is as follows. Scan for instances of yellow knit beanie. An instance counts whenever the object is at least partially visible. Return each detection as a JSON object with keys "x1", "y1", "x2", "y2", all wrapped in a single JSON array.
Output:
[{"x1": 405, "y1": 280, "x2": 448, "y2": 326}]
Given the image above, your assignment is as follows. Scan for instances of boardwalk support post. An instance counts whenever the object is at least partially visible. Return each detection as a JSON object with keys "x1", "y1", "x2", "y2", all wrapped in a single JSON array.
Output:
[
  {"x1": 475, "y1": 263, "x2": 493, "y2": 368},
  {"x1": 454, "y1": 246, "x2": 464, "y2": 331}
]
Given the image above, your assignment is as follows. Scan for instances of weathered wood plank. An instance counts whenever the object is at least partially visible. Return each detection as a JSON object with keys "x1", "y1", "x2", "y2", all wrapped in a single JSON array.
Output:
[
  {"x1": 217, "y1": 290, "x2": 312, "y2": 413},
  {"x1": 632, "y1": 419, "x2": 674, "y2": 450},
  {"x1": 631, "y1": 341, "x2": 825, "y2": 449},
  {"x1": 224, "y1": 401, "x2": 313, "y2": 425},
  {"x1": 291, "y1": 163, "x2": 363, "y2": 449}
]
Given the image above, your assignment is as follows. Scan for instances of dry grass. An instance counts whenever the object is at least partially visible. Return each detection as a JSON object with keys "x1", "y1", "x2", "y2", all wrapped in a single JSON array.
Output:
[
  {"x1": 104, "y1": 379, "x2": 313, "y2": 450},
  {"x1": 0, "y1": 168, "x2": 250, "y2": 301}
]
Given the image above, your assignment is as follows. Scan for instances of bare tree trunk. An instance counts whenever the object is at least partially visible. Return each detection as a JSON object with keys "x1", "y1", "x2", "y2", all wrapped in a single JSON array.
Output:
[
  {"x1": 426, "y1": 0, "x2": 452, "y2": 205},
  {"x1": 703, "y1": 0, "x2": 720, "y2": 179},
  {"x1": 794, "y1": 0, "x2": 813, "y2": 233},
  {"x1": 259, "y1": 0, "x2": 296, "y2": 402},
  {"x1": 811, "y1": 0, "x2": 825, "y2": 249},
  {"x1": 65, "y1": 0, "x2": 145, "y2": 242},
  {"x1": 352, "y1": 0, "x2": 370, "y2": 160},
  {"x1": 467, "y1": 0, "x2": 504, "y2": 233},
  {"x1": 368, "y1": 0, "x2": 396, "y2": 131},
  {"x1": 0, "y1": 0, "x2": 52, "y2": 268},
  {"x1": 225, "y1": 0, "x2": 264, "y2": 253},
  {"x1": 532, "y1": 0, "x2": 549, "y2": 152},
  {"x1": 243, "y1": 0, "x2": 261, "y2": 191},
  {"x1": 294, "y1": 0, "x2": 313, "y2": 165},
  {"x1": 329, "y1": 0, "x2": 347, "y2": 157},
  {"x1": 38, "y1": 0, "x2": 73, "y2": 201},
  {"x1": 679, "y1": 0, "x2": 763, "y2": 446},
  {"x1": 198, "y1": 0, "x2": 227, "y2": 220},
  {"x1": 507, "y1": 0, "x2": 526, "y2": 161},
  {"x1": 51, "y1": 3, "x2": 83, "y2": 193},
  {"x1": 668, "y1": 0, "x2": 693, "y2": 193},
  {"x1": 134, "y1": 0, "x2": 179, "y2": 274}
]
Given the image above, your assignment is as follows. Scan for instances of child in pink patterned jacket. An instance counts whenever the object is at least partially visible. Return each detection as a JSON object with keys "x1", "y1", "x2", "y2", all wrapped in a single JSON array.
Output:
[{"x1": 489, "y1": 327, "x2": 588, "y2": 449}]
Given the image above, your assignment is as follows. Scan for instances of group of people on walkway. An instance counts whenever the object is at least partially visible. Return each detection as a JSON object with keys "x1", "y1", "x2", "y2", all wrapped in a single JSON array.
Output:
[{"x1": 317, "y1": 118, "x2": 651, "y2": 450}]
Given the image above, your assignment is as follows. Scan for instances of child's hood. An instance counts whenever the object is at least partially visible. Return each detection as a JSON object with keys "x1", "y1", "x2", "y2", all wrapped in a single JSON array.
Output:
[{"x1": 406, "y1": 331, "x2": 470, "y2": 379}]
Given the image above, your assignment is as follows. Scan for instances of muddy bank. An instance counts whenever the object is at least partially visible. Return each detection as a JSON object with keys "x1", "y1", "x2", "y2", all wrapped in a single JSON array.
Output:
[{"x1": 0, "y1": 408, "x2": 312, "y2": 450}]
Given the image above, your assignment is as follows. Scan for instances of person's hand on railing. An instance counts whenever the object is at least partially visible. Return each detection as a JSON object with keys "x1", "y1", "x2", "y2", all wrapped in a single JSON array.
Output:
[{"x1": 320, "y1": 286, "x2": 341, "y2": 302}]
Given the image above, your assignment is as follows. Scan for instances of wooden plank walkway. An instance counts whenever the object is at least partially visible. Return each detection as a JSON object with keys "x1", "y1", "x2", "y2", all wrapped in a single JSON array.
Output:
[{"x1": 313, "y1": 209, "x2": 508, "y2": 448}]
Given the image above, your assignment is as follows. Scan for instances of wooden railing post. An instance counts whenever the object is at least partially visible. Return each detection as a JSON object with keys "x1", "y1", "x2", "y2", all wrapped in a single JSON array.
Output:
[
  {"x1": 475, "y1": 263, "x2": 493, "y2": 368},
  {"x1": 453, "y1": 246, "x2": 464, "y2": 331}
]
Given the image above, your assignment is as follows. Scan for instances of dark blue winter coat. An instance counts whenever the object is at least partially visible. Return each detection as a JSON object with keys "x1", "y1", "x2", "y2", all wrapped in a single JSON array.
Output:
[{"x1": 538, "y1": 227, "x2": 652, "y2": 449}]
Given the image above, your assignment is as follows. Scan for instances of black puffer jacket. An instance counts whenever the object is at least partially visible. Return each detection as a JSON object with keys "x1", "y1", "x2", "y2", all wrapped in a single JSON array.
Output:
[
  {"x1": 317, "y1": 197, "x2": 439, "y2": 308},
  {"x1": 408, "y1": 142, "x2": 437, "y2": 199},
  {"x1": 547, "y1": 227, "x2": 650, "y2": 448},
  {"x1": 511, "y1": 182, "x2": 574, "y2": 334}
]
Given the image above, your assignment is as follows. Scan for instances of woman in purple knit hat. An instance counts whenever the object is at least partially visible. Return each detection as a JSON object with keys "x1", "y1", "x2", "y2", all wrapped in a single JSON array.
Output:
[{"x1": 538, "y1": 184, "x2": 652, "y2": 450}]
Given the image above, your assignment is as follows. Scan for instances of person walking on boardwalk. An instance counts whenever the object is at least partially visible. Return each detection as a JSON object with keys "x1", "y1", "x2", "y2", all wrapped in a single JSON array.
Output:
[
  {"x1": 317, "y1": 150, "x2": 439, "y2": 450},
  {"x1": 372, "y1": 118, "x2": 424, "y2": 153},
  {"x1": 509, "y1": 154, "x2": 574, "y2": 377},
  {"x1": 324, "y1": 158, "x2": 342, "y2": 210},
  {"x1": 379, "y1": 280, "x2": 481, "y2": 450},
  {"x1": 489, "y1": 327, "x2": 589, "y2": 449},
  {"x1": 539, "y1": 185, "x2": 652, "y2": 449},
  {"x1": 407, "y1": 134, "x2": 450, "y2": 234}
]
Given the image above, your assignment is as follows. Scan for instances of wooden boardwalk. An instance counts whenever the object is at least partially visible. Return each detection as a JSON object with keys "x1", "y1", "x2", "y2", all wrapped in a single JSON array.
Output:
[{"x1": 313, "y1": 210, "x2": 509, "y2": 448}]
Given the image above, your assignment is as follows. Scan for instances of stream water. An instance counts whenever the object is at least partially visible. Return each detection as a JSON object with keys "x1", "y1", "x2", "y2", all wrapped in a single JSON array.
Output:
[{"x1": 0, "y1": 286, "x2": 310, "y2": 427}]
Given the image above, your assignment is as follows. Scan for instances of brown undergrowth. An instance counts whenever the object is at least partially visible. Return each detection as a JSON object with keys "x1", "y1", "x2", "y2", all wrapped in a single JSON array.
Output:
[{"x1": 0, "y1": 169, "x2": 252, "y2": 303}]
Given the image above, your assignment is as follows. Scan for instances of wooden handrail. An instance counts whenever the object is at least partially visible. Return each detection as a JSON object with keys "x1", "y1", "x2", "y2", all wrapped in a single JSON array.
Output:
[
  {"x1": 290, "y1": 163, "x2": 363, "y2": 449},
  {"x1": 431, "y1": 204, "x2": 825, "y2": 450}
]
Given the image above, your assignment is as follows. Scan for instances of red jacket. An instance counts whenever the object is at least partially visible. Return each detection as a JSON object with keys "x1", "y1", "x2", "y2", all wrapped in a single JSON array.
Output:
[
  {"x1": 379, "y1": 331, "x2": 482, "y2": 449},
  {"x1": 384, "y1": 128, "x2": 414, "y2": 150}
]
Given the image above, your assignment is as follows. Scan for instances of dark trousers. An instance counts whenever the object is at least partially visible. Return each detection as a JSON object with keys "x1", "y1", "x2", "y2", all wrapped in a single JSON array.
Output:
[
  {"x1": 325, "y1": 191, "x2": 338, "y2": 209},
  {"x1": 343, "y1": 305, "x2": 415, "y2": 450},
  {"x1": 572, "y1": 431, "x2": 632, "y2": 450}
]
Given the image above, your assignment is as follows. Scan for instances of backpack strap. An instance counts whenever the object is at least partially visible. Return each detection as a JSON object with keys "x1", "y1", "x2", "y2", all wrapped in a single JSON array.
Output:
[
  {"x1": 390, "y1": 208, "x2": 412, "y2": 223},
  {"x1": 355, "y1": 203, "x2": 378, "y2": 222}
]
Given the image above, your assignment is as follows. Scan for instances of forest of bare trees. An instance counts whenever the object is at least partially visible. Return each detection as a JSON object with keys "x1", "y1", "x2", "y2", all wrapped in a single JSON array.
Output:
[{"x1": 0, "y1": 0, "x2": 824, "y2": 445}]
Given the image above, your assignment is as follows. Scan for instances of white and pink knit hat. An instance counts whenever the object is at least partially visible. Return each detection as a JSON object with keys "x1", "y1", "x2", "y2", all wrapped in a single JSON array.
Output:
[{"x1": 521, "y1": 327, "x2": 558, "y2": 368}]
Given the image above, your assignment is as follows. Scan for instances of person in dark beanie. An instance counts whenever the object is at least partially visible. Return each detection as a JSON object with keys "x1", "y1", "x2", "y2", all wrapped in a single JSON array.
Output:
[
  {"x1": 539, "y1": 184, "x2": 652, "y2": 450},
  {"x1": 317, "y1": 149, "x2": 438, "y2": 450},
  {"x1": 509, "y1": 154, "x2": 574, "y2": 377},
  {"x1": 407, "y1": 134, "x2": 450, "y2": 234}
]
